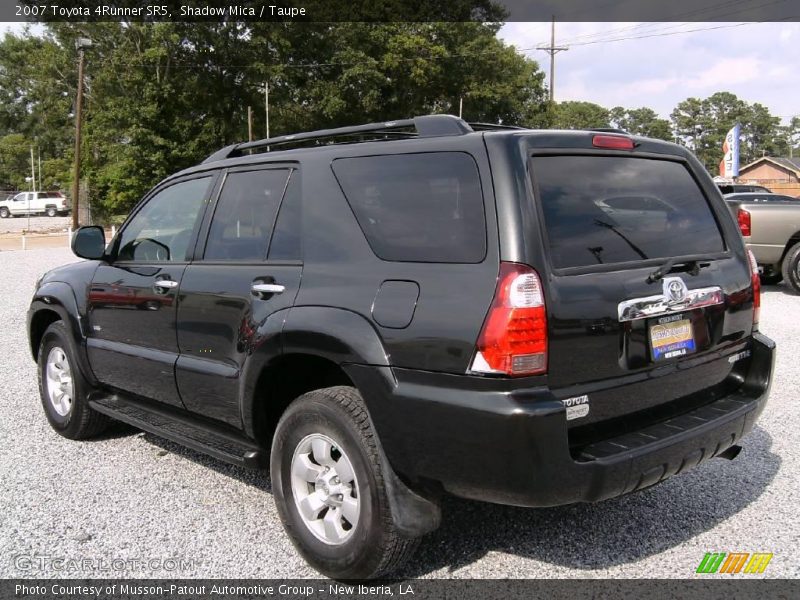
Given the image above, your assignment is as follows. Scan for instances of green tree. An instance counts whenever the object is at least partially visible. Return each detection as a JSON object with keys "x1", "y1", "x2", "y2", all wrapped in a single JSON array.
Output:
[
  {"x1": 671, "y1": 92, "x2": 784, "y2": 173},
  {"x1": 670, "y1": 97, "x2": 705, "y2": 152},
  {"x1": 551, "y1": 101, "x2": 609, "y2": 129},
  {"x1": 610, "y1": 106, "x2": 672, "y2": 140},
  {"x1": 2, "y1": 21, "x2": 548, "y2": 216}
]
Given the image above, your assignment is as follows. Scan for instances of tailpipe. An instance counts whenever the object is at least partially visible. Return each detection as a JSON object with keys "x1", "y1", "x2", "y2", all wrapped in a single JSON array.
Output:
[{"x1": 717, "y1": 445, "x2": 743, "y2": 461}]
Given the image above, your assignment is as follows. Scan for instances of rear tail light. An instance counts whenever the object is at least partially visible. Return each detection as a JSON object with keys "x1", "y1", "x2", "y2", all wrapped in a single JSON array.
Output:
[
  {"x1": 747, "y1": 249, "x2": 760, "y2": 329},
  {"x1": 737, "y1": 208, "x2": 751, "y2": 237},
  {"x1": 592, "y1": 134, "x2": 634, "y2": 150},
  {"x1": 469, "y1": 262, "x2": 547, "y2": 377}
]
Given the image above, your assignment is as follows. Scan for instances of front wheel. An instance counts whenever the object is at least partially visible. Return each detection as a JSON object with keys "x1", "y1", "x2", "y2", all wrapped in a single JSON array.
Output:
[
  {"x1": 271, "y1": 386, "x2": 418, "y2": 579},
  {"x1": 0, "y1": 207, "x2": 10, "y2": 218},
  {"x1": 38, "y1": 321, "x2": 110, "y2": 439},
  {"x1": 781, "y1": 242, "x2": 800, "y2": 294}
]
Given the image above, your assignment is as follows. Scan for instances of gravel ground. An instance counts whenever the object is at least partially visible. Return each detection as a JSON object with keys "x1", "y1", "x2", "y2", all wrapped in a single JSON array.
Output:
[
  {"x1": 1, "y1": 247, "x2": 798, "y2": 579},
  {"x1": 0, "y1": 215, "x2": 72, "y2": 235}
]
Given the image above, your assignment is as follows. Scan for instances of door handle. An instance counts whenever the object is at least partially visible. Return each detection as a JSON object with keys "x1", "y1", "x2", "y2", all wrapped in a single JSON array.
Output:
[
  {"x1": 153, "y1": 279, "x2": 179, "y2": 289},
  {"x1": 251, "y1": 283, "x2": 285, "y2": 295}
]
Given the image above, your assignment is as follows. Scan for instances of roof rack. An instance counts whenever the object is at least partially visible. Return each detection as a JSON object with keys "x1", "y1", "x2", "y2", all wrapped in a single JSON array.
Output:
[
  {"x1": 468, "y1": 122, "x2": 526, "y2": 131},
  {"x1": 203, "y1": 114, "x2": 474, "y2": 164}
]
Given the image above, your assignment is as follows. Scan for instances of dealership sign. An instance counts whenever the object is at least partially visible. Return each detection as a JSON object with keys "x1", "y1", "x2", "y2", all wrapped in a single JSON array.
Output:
[{"x1": 719, "y1": 124, "x2": 741, "y2": 178}]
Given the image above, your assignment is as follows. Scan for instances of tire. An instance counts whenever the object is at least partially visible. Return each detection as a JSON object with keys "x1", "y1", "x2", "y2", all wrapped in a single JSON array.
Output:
[
  {"x1": 0, "y1": 207, "x2": 9, "y2": 218},
  {"x1": 46, "y1": 206, "x2": 57, "y2": 217},
  {"x1": 37, "y1": 321, "x2": 110, "y2": 439},
  {"x1": 781, "y1": 242, "x2": 800, "y2": 294},
  {"x1": 271, "y1": 386, "x2": 419, "y2": 579},
  {"x1": 759, "y1": 265, "x2": 783, "y2": 286}
]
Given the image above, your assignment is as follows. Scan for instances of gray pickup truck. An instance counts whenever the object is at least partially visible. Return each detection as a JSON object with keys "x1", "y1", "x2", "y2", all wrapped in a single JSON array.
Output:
[{"x1": 725, "y1": 192, "x2": 800, "y2": 292}]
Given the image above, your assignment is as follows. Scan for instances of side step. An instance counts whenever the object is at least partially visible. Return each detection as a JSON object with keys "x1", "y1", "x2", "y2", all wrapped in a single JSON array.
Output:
[{"x1": 89, "y1": 394, "x2": 266, "y2": 469}]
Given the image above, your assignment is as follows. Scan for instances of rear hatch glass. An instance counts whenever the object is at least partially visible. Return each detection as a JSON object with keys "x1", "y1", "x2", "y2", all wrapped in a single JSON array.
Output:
[
  {"x1": 533, "y1": 156, "x2": 725, "y2": 270},
  {"x1": 529, "y1": 154, "x2": 753, "y2": 431}
]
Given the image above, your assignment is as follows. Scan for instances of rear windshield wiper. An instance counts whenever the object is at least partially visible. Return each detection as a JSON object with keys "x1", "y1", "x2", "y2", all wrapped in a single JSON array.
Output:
[{"x1": 647, "y1": 256, "x2": 714, "y2": 283}]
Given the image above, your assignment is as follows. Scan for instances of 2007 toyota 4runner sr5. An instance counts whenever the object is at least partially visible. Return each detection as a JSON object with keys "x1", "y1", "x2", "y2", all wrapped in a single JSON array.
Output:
[{"x1": 28, "y1": 115, "x2": 775, "y2": 579}]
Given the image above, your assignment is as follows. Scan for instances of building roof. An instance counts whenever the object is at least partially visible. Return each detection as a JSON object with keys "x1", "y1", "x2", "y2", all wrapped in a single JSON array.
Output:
[{"x1": 740, "y1": 156, "x2": 800, "y2": 176}]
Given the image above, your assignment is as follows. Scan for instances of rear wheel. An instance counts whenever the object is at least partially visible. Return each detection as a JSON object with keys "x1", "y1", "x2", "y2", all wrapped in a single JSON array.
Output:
[
  {"x1": 46, "y1": 206, "x2": 57, "y2": 217},
  {"x1": 38, "y1": 321, "x2": 110, "y2": 439},
  {"x1": 271, "y1": 386, "x2": 418, "y2": 579},
  {"x1": 781, "y1": 242, "x2": 800, "y2": 294}
]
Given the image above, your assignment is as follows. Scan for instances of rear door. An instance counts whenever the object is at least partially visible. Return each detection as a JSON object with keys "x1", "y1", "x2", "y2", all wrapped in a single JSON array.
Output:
[
  {"x1": 175, "y1": 164, "x2": 302, "y2": 427},
  {"x1": 87, "y1": 174, "x2": 216, "y2": 407},
  {"x1": 528, "y1": 152, "x2": 755, "y2": 424}
]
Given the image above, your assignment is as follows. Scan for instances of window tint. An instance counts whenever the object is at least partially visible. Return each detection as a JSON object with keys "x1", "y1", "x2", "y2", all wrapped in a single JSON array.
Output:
[
  {"x1": 532, "y1": 156, "x2": 725, "y2": 269},
  {"x1": 117, "y1": 177, "x2": 211, "y2": 262},
  {"x1": 268, "y1": 170, "x2": 301, "y2": 260},
  {"x1": 204, "y1": 169, "x2": 290, "y2": 261},
  {"x1": 332, "y1": 153, "x2": 486, "y2": 263}
]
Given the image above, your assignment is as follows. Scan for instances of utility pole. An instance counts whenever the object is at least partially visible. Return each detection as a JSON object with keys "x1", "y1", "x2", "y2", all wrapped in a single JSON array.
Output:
[
  {"x1": 537, "y1": 16, "x2": 568, "y2": 103},
  {"x1": 263, "y1": 81, "x2": 270, "y2": 138},
  {"x1": 38, "y1": 147, "x2": 42, "y2": 191},
  {"x1": 30, "y1": 146, "x2": 36, "y2": 191},
  {"x1": 71, "y1": 37, "x2": 92, "y2": 230},
  {"x1": 459, "y1": 97, "x2": 463, "y2": 119},
  {"x1": 247, "y1": 106, "x2": 254, "y2": 141}
]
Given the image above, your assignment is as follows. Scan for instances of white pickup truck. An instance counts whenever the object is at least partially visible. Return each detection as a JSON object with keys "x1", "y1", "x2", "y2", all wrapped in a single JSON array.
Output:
[{"x1": 0, "y1": 191, "x2": 69, "y2": 218}]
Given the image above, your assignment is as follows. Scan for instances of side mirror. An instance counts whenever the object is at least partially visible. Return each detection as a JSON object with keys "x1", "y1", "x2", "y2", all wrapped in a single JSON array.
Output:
[{"x1": 71, "y1": 225, "x2": 106, "y2": 260}]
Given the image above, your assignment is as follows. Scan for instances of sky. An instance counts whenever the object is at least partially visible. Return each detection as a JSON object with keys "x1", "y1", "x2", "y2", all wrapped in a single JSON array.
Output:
[
  {"x1": 498, "y1": 21, "x2": 799, "y2": 123},
  {"x1": 2, "y1": 20, "x2": 797, "y2": 124}
]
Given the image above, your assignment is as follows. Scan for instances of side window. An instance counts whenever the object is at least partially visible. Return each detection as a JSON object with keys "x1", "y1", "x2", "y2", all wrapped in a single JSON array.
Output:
[
  {"x1": 117, "y1": 177, "x2": 212, "y2": 262},
  {"x1": 204, "y1": 168, "x2": 290, "y2": 261},
  {"x1": 268, "y1": 170, "x2": 301, "y2": 261},
  {"x1": 331, "y1": 152, "x2": 486, "y2": 263}
]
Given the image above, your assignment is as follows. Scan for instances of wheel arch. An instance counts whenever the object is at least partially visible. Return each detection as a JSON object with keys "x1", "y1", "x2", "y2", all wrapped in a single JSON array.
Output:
[
  {"x1": 241, "y1": 305, "x2": 391, "y2": 443},
  {"x1": 28, "y1": 282, "x2": 96, "y2": 384},
  {"x1": 781, "y1": 232, "x2": 800, "y2": 262}
]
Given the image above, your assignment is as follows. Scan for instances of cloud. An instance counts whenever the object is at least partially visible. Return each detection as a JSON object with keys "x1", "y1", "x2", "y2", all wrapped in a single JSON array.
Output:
[{"x1": 498, "y1": 21, "x2": 800, "y2": 122}]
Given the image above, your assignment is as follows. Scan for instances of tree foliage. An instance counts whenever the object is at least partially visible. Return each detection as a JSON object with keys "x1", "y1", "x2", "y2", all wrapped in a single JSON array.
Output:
[
  {"x1": 551, "y1": 101, "x2": 609, "y2": 129},
  {"x1": 670, "y1": 92, "x2": 786, "y2": 172},
  {"x1": 1, "y1": 21, "x2": 550, "y2": 214},
  {"x1": 610, "y1": 106, "x2": 672, "y2": 140},
  {"x1": 1, "y1": 22, "x2": 796, "y2": 214}
]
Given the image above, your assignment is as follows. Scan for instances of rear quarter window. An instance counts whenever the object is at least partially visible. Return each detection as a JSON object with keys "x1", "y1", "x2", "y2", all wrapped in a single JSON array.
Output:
[
  {"x1": 331, "y1": 152, "x2": 486, "y2": 263},
  {"x1": 532, "y1": 155, "x2": 726, "y2": 270}
]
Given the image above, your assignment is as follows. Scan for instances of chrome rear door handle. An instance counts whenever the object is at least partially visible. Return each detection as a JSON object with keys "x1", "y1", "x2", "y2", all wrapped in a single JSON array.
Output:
[
  {"x1": 251, "y1": 283, "x2": 285, "y2": 294},
  {"x1": 153, "y1": 279, "x2": 179, "y2": 289}
]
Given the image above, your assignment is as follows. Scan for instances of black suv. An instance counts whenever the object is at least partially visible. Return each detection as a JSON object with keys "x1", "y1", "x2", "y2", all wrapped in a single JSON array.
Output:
[{"x1": 28, "y1": 115, "x2": 775, "y2": 579}]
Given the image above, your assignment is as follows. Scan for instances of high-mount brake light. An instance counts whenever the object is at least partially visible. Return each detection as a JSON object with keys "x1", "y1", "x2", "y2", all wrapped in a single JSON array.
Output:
[
  {"x1": 469, "y1": 262, "x2": 547, "y2": 377},
  {"x1": 592, "y1": 134, "x2": 634, "y2": 150},
  {"x1": 747, "y1": 249, "x2": 760, "y2": 329},
  {"x1": 737, "y1": 208, "x2": 752, "y2": 237}
]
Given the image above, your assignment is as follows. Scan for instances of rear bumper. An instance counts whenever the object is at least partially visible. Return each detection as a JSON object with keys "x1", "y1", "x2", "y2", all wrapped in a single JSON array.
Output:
[{"x1": 352, "y1": 332, "x2": 775, "y2": 507}]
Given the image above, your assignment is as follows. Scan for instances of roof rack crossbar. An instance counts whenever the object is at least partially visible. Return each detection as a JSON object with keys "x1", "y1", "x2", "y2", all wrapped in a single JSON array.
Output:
[{"x1": 202, "y1": 114, "x2": 473, "y2": 163}]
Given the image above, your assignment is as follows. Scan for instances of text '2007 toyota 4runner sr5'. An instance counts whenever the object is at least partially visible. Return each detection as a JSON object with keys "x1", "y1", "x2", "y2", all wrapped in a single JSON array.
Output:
[{"x1": 28, "y1": 115, "x2": 775, "y2": 579}]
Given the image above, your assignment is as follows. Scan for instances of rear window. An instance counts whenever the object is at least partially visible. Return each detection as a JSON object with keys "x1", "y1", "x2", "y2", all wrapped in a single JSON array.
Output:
[
  {"x1": 332, "y1": 152, "x2": 486, "y2": 263},
  {"x1": 532, "y1": 156, "x2": 725, "y2": 269}
]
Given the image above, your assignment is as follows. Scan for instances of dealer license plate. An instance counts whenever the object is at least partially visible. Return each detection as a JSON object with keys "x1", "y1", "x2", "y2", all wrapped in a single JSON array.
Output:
[{"x1": 649, "y1": 316, "x2": 695, "y2": 361}]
